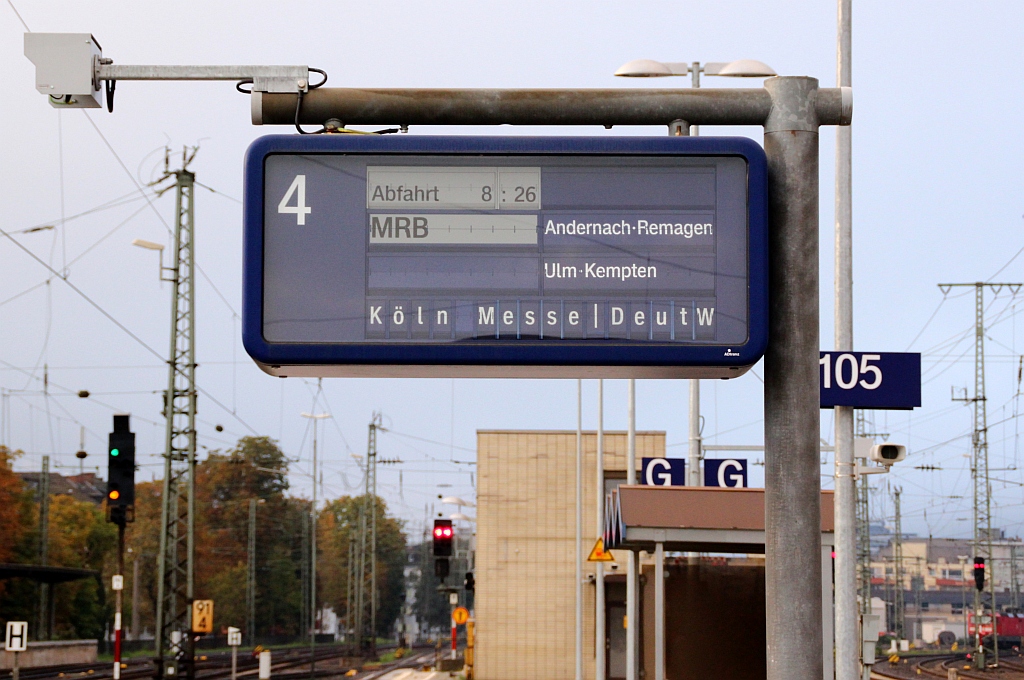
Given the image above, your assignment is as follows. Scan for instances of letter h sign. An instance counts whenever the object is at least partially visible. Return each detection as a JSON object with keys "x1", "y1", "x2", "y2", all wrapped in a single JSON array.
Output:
[{"x1": 5, "y1": 621, "x2": 28, "y2": 652}]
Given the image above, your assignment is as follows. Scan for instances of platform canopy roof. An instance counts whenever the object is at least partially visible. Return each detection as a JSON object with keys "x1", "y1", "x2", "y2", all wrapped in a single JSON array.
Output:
[
  {"x1": 605, "y1": 486, "x2": 834, "y2": 554},
  {"x1": 0, "y1": 563, "x2": 99, "y2": 584}
]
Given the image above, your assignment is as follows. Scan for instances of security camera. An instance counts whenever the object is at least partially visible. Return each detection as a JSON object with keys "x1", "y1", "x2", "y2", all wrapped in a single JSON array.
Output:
[{"x1": 869, "y1": 443, "x2": 906, "y2": 467}]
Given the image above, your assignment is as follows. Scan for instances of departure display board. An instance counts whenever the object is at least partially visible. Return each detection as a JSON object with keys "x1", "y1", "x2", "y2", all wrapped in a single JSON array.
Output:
[{"x1": 242, "y1": 136, "x2": 767, "y2": 378}]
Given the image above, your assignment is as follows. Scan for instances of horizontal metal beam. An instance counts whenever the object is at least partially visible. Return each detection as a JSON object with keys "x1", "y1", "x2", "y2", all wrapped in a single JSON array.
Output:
[
  {"x1": 97, "y1": 64, "x2": 309, "y2": 93},
  {"x1": 98, "y1": 64, "x2": 306, "y2": 81},
  {"x1": 253, "y1": 85, "x2": 852, "y2": 127}
]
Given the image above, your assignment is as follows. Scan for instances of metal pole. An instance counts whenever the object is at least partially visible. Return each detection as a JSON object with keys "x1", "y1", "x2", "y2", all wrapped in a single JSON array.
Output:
[
  {"x1": 687, "y1": 380, "x2": 701, "y2": 489},
  {"x1": 114, "y1": 524, "x2": 124, "y2": 680},
  {"x1": 310, "y1": 420, "x2": 317, "y2": 679},
  {"x1": 11, "y1": 651, "x2": 18, "y2": 680},
  {"x1": 595, "y1": 380, "x2": 606, "y2": 680},
  {"x1": 893, "y1": 489, "x2": 905, "y2": 641},
  {"x1": 654, "y1": 542, "x2": 664, "y2": 680},
  {"x1": 834, "y1": 3, "x2": 857, "y2": 680},
  {"x1": 131, "y1": 553, "x2": 141, "y2": 640},
  {"x1": 231, "y1": 646, "x2": 237, "y2": 680},
  {"x1": 626, "y1": 379, "x2": 637, "y2": 680},
  {"x1": 247, "y1": 499, "x2": 256, "y2": 647},
  {"x1": 575, "y1": 379, "x2": 583, "y2": 680},
  {"x1": 256, "y1": 86, "x2": 850, "y2": 128},
  {"x1": 763, "y1": 76, "x2": 824, "y2": 680},
  {"x1": 960, "y1": 556, "x2": 968, "y2": 645},
  {"x1": 369, "y1": 414, "x2": 379, "y2": 658},
  {"x1": 687, "y1": 66, "x2": 703, "y2": 494},
  {"x1": 37, "y1": 455, "x2": 49, "y2": 640},
  {"x1": 156, "y1": 162, "x2": 198, "y2": 680}
]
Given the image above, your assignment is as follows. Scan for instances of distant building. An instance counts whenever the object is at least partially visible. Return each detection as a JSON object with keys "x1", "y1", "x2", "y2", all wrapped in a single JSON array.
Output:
[
  {"x1": 19, "y1": 471, "x2": 106, "y2": 506},
  {"x1": 475, "y1": 429, "x2": 666, "y2": 680},
  {"x1": 870, "y1": 535, "x2": 1024, "y2": 642}
]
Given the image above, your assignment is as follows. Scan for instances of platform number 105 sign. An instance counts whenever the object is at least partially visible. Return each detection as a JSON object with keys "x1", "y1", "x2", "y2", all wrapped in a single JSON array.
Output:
[{"x1": 819, "y1": 352, "x2": 921, "y2": 410}]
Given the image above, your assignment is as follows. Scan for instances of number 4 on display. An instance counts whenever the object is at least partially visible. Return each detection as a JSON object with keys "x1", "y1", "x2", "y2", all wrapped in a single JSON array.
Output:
[{"x1": 278, "y1": 175, "x2": 311, "y2": 225}]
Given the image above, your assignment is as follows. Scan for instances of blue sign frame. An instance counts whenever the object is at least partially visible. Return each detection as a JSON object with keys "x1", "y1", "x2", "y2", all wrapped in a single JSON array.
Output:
[
  {"x1": 819, "y1": 351, "x2": 921, "y2": 409},
  {"x1": 641, "y1": 457, "x2": 686, "y2": 486},
  {"x1": 703, "y1": 458, "x2": 748, "y2": 488},
  {"x1": 243, "y1": 135, "x2": 768, "y2": 378}
]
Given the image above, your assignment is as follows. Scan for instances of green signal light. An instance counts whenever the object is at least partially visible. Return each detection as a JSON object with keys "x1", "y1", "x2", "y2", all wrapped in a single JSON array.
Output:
[{"x1": 111, "y1": 448, "x2": 120, "y2": 456}]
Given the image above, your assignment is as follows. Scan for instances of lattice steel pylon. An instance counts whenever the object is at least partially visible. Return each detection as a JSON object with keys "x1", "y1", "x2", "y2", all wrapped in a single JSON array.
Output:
[
  {"x1": 943, "y1": 281, "x2": 1021, "y2": 669},
  {"x1": 154, "y1": 149, "x2": 198, "y2": 680},
  {"x1": 355, "y1": 412, "x2": 381, "y2": 655}
]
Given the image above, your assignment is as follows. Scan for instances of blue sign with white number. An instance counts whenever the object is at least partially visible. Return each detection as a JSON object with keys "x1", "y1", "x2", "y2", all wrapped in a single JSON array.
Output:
[
  {"x1": 819, "y1": 351, "x2": 921, "y2": 409},
  {"x1": 641, "y1": 457, "x2": 686, "y2": 486},
  {"x1": 704, "y1": 459, "x2": 748, "y2": 488},
  {"x1": 242, "y1": 135, "x2": 768, "y2": 379}
]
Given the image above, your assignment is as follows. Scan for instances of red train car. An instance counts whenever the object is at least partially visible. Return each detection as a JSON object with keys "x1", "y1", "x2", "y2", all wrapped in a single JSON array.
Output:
[{"x1": 968, "y1": 612, "x2": 1024, "y2": 637}]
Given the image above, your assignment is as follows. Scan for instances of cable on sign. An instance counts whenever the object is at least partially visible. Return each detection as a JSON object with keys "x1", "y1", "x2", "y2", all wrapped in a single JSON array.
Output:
[
  {"x1": 294, "y1": 68, "x2": 329, "y2": 135},
  {"x1": 105, "y1": 79, "x2": 116, "y2": 113}
]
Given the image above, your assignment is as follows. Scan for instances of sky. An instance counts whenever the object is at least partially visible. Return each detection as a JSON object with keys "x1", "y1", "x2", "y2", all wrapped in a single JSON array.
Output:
[{"x1": 1, "y1": 1, "x2": 1023, "y2": 543}]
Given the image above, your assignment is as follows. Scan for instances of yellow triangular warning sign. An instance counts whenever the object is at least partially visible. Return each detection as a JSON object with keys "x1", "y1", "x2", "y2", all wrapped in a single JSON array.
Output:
[{"x1": 588, "y1": 538, "x2": 615, "y2": 562}]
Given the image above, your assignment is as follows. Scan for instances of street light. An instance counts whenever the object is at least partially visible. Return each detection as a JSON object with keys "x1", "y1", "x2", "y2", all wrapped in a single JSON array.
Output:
[
  {"x1": 299, "y1": 411, "x2": 330, "y2": 678},
  {"x1": 614, "y1": 58, "x2": 776, "y2": 135},
  {"x1": 131, "y1": 238, "x2": 167, "y2": 280}
]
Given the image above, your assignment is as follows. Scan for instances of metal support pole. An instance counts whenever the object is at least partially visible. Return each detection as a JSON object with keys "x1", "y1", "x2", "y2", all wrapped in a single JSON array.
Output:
[
  {"x1": 893, "y1": 489, "x2": 905, "y2": 641},
  {"x1": 369, "y1": 414, "x2": 379, "y2": 658},
  {"x1": 247, "y1": 499, "x2": 256, "y2": 647},
  {"x1": 687, "y1": 380, "x2": 701, "y2": 488},
  {"x1": 114, "y1": 524, "x2": 124, "y2": 680},
  {"x1": 231, "y1": 646, "x2": 237, "y2": 680},
  {"x1": 575, "y1": 379, "x2": 583, "y2": 680},
  {"x1": 834, "y1": 3, "x2": 857, "y2": 679},
  {"x1": 37, "y1": 455, "x2": 49, "y2": 640},
  {"x1": 595, "y1": 380, "x2": 606, "y2": 680},
  {"x1": 131, "y1": 553, "x2": 141, "y2": 641},
  {"x1": 255, "y1": 86, "x2": 851, "y2": 128},
  {"x1": 654, "y1": 542, "x2": 664, "y2": 680},
  {"x1": 310, "y1": 420, "x2": 318, "y2": 680},
  {"x1": 155, "y1": 162, "x2": 198, "y2": 680},
  {"x1": 626, "y1": 380, "x2": 637, "y2": 680},
  {"x1": 763, "y1": 76, "x2": 824, "y2": 680}
]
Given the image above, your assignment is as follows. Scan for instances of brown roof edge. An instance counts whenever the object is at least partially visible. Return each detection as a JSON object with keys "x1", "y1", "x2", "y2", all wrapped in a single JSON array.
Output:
[
  {"x1": 617, "y1": 486, "x2": 834, "y2": 533},
  {"x1": 476, "y1": 430, "x2": 666, "y2": 435}
]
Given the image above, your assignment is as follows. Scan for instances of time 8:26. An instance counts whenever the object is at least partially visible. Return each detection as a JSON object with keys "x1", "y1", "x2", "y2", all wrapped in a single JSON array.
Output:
[{"x1": 481, "y1": 186, "x2": 537, "y2": 202}]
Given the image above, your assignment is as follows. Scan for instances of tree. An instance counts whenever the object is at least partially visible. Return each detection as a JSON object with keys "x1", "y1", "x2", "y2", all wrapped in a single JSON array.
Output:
[
  {"x1": 319, "y1": 495, "x2": 407, "y2": 639},
  {"x1": 0, "y1": 446, "x2": 36, "y2": 621},
  {"x1": 45, "y1": 494, "x2": 116, "y2": 640}
]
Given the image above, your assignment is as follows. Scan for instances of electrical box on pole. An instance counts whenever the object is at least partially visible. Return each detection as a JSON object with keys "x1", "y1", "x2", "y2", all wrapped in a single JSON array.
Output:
[{"x1": 106, "y1": 414, "x2": 135, "y2": 525}]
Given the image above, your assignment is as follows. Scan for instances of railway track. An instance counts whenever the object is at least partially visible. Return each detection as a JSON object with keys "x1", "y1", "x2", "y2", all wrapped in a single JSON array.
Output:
[
  {"x1": 0, "y1": 645, "x2": 428, "y2": 680},
  {"x1": 872, "y1": 650, "x2": 1024, "y2": 679}
]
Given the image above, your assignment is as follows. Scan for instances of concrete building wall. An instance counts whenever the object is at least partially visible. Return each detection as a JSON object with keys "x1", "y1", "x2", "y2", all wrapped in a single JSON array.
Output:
[{"x1": 475, "y1": 430, "x2": 664, "y2": 680}]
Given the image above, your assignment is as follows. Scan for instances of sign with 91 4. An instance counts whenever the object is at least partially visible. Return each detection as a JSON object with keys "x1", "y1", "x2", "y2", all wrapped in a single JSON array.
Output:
[{"x1": 819, "y1": 351, "x2": 921, "y2": 410}]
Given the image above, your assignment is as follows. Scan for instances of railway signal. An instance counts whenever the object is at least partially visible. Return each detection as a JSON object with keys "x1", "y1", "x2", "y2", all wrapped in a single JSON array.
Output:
[
  {"x1": 973, "y1": 557, "x2": 985, "y2": 592},
  {"x1": 106, "y1": 414, "x2": 135, "y2": 526},
  {"x1": 433, "y1": 519, "x2": 453, "y2": 582},
  {"x1": 433, "y1": 520, "x2": 454, "y2": 556}
]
